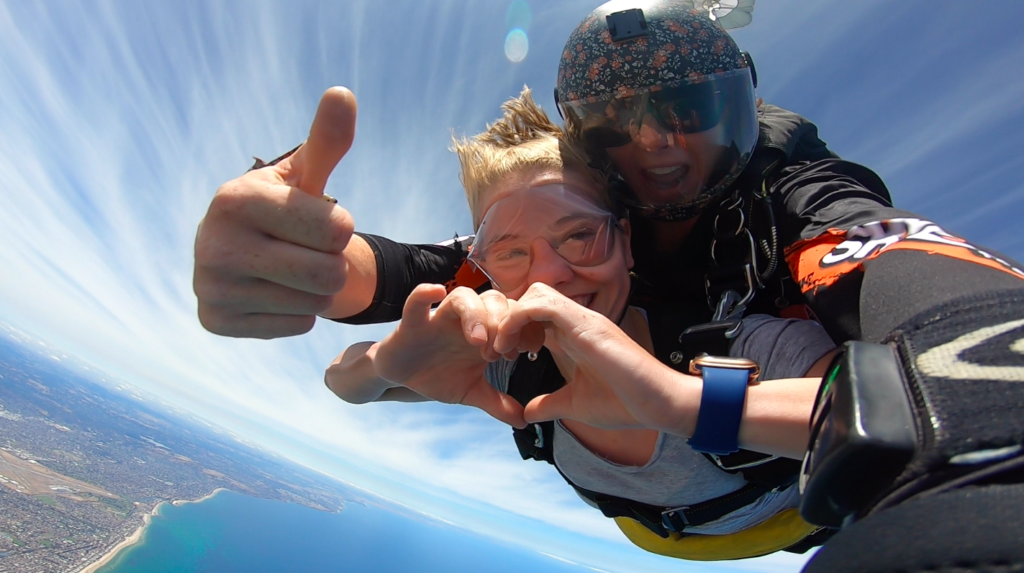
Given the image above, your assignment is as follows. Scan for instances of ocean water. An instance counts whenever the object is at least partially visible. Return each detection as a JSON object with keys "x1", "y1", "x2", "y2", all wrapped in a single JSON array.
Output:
[{"x1": 96, "y1": 490, "x2": 593, "y2": 573}]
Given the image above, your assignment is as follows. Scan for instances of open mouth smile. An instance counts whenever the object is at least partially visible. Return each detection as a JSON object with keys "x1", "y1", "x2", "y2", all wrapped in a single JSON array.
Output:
[{"x1": 642, "y1": 164, "x2": 690, "y2": 189}]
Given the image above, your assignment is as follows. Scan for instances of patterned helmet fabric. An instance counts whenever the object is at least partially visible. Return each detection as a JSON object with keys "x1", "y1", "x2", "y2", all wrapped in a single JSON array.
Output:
[
  {"x1": 556, "y1": 0, "x2": 758, "y2": 221},
  {"x1": 557, "y1": 2, "x2": 747, "y2": 102}
]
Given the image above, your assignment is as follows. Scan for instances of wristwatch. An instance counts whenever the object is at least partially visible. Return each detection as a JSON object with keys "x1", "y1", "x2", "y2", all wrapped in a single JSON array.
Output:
[{"x1": 686, "y1": 354, "x2": 760, "y2": 455}]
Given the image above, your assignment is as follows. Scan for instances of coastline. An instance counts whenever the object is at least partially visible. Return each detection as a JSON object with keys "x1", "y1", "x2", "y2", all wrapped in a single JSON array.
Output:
[
  {"x1": 76, "y1": 489, "x2": 227, "y2": 573},
  {"x1": 172, "y1": 487, "x2": 227, "y2": 507}
]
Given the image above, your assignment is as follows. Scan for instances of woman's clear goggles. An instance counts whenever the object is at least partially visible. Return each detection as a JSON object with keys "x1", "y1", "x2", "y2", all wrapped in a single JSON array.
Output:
[
  {"x1": 467, "y1": 186, "x2": 623, "y2": 291},
  {"x1": 469, "y1": 215, "x2": 622, "y2": 291}
]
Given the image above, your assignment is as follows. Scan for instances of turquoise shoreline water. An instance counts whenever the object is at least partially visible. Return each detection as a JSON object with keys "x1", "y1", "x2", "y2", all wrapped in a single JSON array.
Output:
[{"x1": 95, "y1": 489, "x2": 592, "y2": 573}]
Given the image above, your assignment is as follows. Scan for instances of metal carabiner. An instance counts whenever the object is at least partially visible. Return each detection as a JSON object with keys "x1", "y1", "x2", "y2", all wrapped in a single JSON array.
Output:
[
  {"x1": 709, "y1": 264, "x2": 757, "y2": 322},
  {"x1": 712, "y1": 289, "x2": 742, "y2": 322},
  {"x1": 712, "y1": 193, "x2": 746, "y2": 238},
  {"x1": 709, "y1": 228, "x2": 762, "y2": 284}
]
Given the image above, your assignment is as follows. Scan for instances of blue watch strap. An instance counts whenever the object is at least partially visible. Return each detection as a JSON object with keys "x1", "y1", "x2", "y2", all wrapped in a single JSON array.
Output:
[{"x1": 687, "y1": 366, "x2": 751, "y2": 455}]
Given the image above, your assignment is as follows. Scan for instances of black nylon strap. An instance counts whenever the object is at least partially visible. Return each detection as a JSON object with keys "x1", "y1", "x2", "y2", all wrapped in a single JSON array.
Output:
[
  {"x1": 508, "y1": 349, "x2": 563, "y2": 464},
  {"x1": 559, "y1": 462, "x2": 777, "y2": 538},
  {"x1": 678, "y1": 320, "x2": 734, "y2": 357},
  {"x1": 659, "y1": 482, "x2": 777, "y2": 533}
]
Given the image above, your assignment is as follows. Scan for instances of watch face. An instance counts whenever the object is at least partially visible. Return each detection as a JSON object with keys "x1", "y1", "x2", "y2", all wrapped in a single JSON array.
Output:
[{"x1": 688, "y1": 354, "x2": 761, "y2": 381}]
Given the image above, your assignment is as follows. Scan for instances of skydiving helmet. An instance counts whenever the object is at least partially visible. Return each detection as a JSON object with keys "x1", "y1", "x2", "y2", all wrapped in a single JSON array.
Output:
[{"x1": 556, "y1": 0, "x2": 759, "y2": 221}]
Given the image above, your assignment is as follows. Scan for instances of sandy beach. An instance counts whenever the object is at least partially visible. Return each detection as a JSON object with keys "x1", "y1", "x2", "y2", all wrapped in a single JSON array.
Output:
[
  {"x1": 77, "y1": 489, "x2": 227, "y2": 573},
  {"x1": 172, "y1": 487, "x2": 226, "y2": 507}
]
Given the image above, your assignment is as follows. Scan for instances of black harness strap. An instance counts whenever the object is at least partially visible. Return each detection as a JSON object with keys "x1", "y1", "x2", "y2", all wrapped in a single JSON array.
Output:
[
  {"x1": 573, "y1": 471, "x2": 776, "y2": 539},
  {"x1": 508, "y1": 349, "x2": 562, "y2": 465}
]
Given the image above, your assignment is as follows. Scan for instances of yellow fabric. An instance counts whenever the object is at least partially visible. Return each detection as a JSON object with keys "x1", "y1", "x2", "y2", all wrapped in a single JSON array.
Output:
[{"x1": 614, "y1": 508, "x2": 819, "y2": 561}]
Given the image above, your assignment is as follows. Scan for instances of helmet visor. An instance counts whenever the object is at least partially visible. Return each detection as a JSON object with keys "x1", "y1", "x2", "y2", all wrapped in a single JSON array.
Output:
[
  {"x1": 468, "y1": 185, "x2": 620, "y2": 292},
  {"x1": 561, "y1": 68, "x2": 756, "y2": 151},
  {"x1": 560, "y1": 68, "x2": 758, "y2": 215}
]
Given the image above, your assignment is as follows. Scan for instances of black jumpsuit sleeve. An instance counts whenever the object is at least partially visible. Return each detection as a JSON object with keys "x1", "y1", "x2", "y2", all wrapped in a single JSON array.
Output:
[
  {"x1": 776, "y1": 158, "x2": 1024, "y2": 343},
  {"x1": 328, "y1": 233, "x2": 469, "y2": 325}
]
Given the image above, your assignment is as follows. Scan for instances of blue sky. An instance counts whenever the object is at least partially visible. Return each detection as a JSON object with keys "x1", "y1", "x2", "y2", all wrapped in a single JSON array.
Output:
[{"x1": 1, "y1": 1, "x2": 1023, "y2": 571}]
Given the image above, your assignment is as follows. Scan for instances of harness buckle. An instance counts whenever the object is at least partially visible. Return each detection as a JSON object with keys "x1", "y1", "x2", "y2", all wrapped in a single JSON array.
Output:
[
  {"x1": 679, "y1": 318, "x2": 742, "y2": 345},
  {"x1": 706, "y1": 263, "x2": 757, "y2": 319},
  {"x1": 708, "y1": 452, "x2": 779, "y2": 471},
  {"x1": 532, "y1": 423, "x2": 545, "y2": 449},
  {"x1": 661, "y1": 506, "x2": 691, "y2": 533}
]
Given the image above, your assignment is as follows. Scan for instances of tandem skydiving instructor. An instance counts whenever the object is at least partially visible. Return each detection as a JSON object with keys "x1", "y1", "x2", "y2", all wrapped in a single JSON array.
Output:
[{"x1": 192, "y1": 1, "x2": 1024, "y2": 571}]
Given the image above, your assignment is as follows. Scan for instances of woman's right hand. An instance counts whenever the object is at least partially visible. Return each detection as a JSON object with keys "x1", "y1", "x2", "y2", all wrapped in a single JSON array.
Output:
[{"x1": 373, "y1": 285, "x2": 527, "y2": 428}]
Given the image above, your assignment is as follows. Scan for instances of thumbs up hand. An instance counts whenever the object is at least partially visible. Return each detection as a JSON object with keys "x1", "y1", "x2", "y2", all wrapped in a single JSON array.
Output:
[
  {"x1": 276, "y1": 87, "x2": 357, "y2": 198},
  {"x1": 194, "y1": 87, "x2": 370, "y2": 339}
]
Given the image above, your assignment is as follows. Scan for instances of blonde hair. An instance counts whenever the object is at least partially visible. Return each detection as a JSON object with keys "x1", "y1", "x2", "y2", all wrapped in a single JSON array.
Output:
[{"x1": 452, "y1": 87, "x2": 610, "y2": 229}]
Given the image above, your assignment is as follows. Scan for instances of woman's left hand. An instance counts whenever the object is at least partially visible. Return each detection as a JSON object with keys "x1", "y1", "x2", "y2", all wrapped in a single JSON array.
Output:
[
  {"x1": 373, "y1": 284, "x2": 528, "y2": 428},
  {"x1": 493, "y1": 283, "x2": 699, "y2": 432}
]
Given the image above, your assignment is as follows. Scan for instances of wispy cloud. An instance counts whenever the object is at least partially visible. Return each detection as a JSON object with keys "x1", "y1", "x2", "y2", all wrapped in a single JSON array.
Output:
[
  {"x1": 1, "y1": 1, "x2": 1020, "y2": 571},
  {"x1": 0, "y1": 0, "x2": 633, "y2": 555}
]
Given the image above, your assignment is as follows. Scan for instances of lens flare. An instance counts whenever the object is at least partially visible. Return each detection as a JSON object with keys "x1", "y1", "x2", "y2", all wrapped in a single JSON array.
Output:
[{"x1": 504, "y1": 29, "x2": 528, "y2": 63}]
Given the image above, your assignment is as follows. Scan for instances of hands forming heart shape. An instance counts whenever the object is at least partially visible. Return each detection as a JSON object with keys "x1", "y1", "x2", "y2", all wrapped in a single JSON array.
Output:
[{"x1": 370, "y1": 282, "x2": 689, "y2": 434}]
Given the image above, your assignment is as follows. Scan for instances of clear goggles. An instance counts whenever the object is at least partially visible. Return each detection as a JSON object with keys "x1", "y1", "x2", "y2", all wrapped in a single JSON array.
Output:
[
  {"x1": 560, "y1": 68, "x2": 757, "y2": 151},
  {"x1": 467, "y1": 185, "x2": 622, "y2": 292}
]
